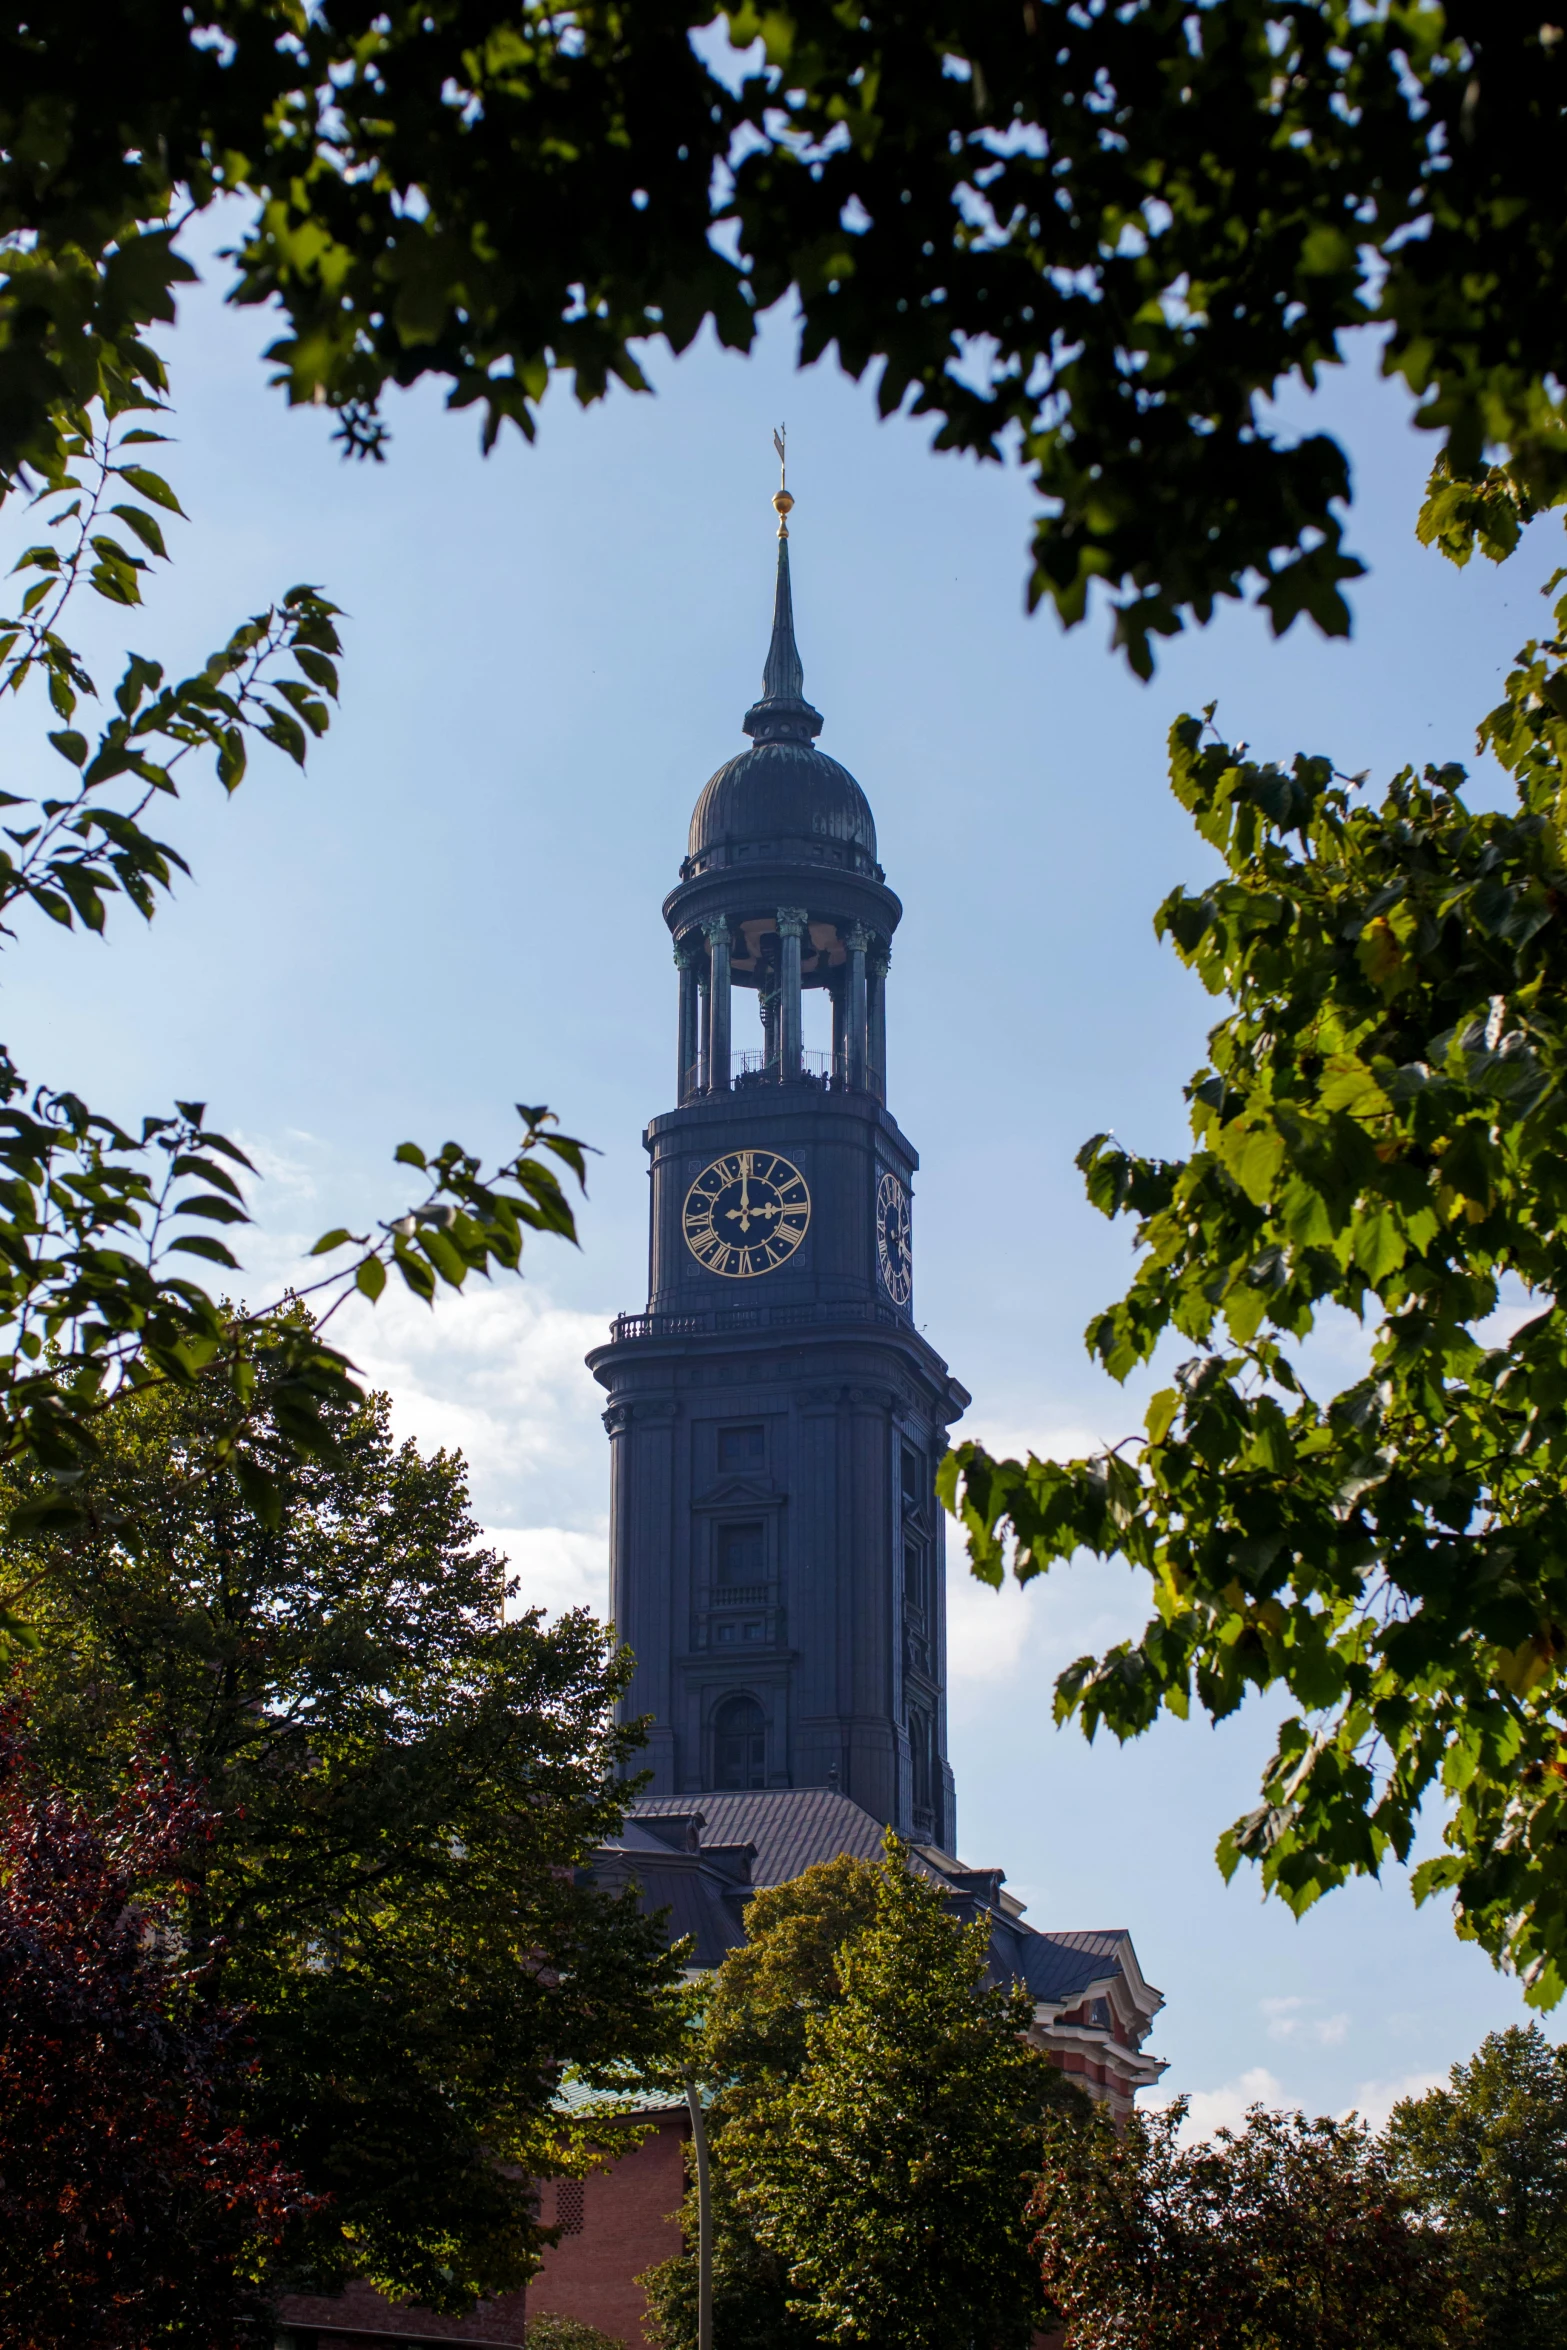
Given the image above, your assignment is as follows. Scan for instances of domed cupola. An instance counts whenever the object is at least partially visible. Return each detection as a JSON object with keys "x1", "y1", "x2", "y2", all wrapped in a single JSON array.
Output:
[{"x1": 682, "y1": 491, "x2": 881, "y2": 884}]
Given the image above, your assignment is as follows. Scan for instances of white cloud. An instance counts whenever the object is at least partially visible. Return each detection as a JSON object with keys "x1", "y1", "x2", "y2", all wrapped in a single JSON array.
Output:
[
  {"x1": 1340, "y1": 2071, "x2": 1445, "y2": 2134},
  {"x1": 489, "y1": 1524, "x2": 610, "y2": 1623},
  {"x1": 319, "y1": 1279, "x2": 614, "y2": 1533},
  {"x1": 1262, "y1": 1995, "x2": 1350, "y2": 2048},
  {"x1": 1174, "y1": 2067, "x2": 1287, "y2": 2142}
]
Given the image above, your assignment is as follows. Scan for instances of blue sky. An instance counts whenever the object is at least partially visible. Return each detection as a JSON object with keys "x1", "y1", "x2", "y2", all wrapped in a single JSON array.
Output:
[{"x1": 10, "y1": 229, "x2": 1561, "y2": 2130}]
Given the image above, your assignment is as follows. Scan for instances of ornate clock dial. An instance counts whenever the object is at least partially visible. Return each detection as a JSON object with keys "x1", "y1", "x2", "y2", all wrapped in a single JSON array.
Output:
[
  {"x1": 683, "y1": 1148, "x2": 811, "y2": 1278},
  {"x1": 876, "y1": 1169, "x2": 913, "y2": 1304}
]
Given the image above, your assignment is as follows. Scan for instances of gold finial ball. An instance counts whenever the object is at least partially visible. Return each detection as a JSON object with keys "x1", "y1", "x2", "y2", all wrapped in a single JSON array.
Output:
[{"x1": 773, "y1": 489, "x2": 794, "y2": 516}]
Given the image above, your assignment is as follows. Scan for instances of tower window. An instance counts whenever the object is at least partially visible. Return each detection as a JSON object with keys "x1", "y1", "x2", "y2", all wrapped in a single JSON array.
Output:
[
  {"x1": 713, "y1": 1694, "x2": 766, "y2": 1790},
  {"x1": 910, "y1": 1703, "x2": 933, "y2": 1812},
  {"x1": 904, "y1": 1538, "x2": 928, "y2": 1615},
  {"x1": 716, "y1": 1522, "x2": 765, "y2": 1587},
  {"x1": 901, "y1": 1445, "x2": 925, "y2": 1514},
  {"x1": 719, "y1": 1424, "x2": 765, "y2": 1471},
  {"x1": 555, "y1": 2180, "x2": 585, "y2": 2235}
]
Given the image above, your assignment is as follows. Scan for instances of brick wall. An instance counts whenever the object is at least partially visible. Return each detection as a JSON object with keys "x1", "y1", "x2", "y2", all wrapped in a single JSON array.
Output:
[{"x1": 529, "y1": 2115, "x2": 688, "y2": 2348}]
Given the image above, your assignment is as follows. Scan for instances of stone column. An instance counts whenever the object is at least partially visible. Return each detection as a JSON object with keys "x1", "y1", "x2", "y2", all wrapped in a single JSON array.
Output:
[
  {"x1": 845, "y1": 922, "x2": 869, "y2": 1093},
  {"x1": 831, "y1": 977, "x2": 846, "y2": 1089},
  {"x1": 674, "y1": 940, "x2": 698, "y2": 1104},
  {"x1": 760, "y1": 978, "x2": 779, "y2": 1077},
  {"x1": 704, "y1": 917, "x2": 732, "y2": 1092},
  {"x1": 777, "y1": 907, "x2": 807, "y2": 1083},
  {"x1": 868, "y1": 941, "x2": 889, "y2": 1103},
  {"x1": 697, "y1": 964, "x2": 711, "y2": 1096}
]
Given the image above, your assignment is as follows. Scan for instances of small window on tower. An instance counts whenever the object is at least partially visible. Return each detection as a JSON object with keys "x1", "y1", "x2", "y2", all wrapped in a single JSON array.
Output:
[
  {"x1": 904, "y1": 1539, "x2": 928, "y2": 1614},
  {"x1": 717, "y1": 1522, "x2": 765, "y2": 1587},
  {"x1": 901, "y1": 1445, "x2": 925, "y2": 1514},
  {"x1": 719, "y1": 1424, "x2": 766, "y2": 1471},
  {"x1": 556, "y1": 2180, "x2": 585, "y2": 2235}
]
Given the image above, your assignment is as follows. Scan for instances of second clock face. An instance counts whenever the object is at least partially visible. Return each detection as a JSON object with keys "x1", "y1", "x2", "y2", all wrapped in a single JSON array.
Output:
[
  {"x1": 683, "y1": 1149, "x2": 811, "y2": 1278},
  {"x1": 876, "y1": 1169, "x2": 913, "y2": 1304}
]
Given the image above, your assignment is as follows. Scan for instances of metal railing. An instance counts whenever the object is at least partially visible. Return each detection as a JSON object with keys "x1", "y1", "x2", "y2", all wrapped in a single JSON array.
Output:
[
  {"x1": 682, "y1": 1053, "x2": 884, "y2": 1101},
  {"x1": 608, "y1": 1297, "x2": 909, "y2": 1344}
]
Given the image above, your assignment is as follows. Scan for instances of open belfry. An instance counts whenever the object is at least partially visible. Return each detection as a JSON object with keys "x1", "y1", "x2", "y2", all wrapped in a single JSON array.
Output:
[{"x1": 527, "y1": 465, "x2": 1167, "y2": 2343}]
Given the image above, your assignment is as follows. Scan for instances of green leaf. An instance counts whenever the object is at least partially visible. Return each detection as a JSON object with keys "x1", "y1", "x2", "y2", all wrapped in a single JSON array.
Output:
[
  {"x1": 115, "y1": 465, "x2": 186, "y2": 517},
  {"x1": 1145, "y1": 1389, "x2": 1180, "y2": 1446},
  {"x1": 166, "y1": 1233, "x2": 241, "y2": 1267},
  {"x1": 356, "y1": 1254, "x2": 388, "y2": 1301},
  {"x1": 110, "y1": 503, "x2": 169, "y2": 560}
]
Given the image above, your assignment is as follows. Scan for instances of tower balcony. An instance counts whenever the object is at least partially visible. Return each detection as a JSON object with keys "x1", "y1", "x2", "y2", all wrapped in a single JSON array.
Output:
[{"x1": 685, "y1": 1048, "x2": 885, "y2": 1098}]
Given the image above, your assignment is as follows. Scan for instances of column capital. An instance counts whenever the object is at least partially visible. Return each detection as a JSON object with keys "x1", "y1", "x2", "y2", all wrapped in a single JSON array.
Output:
[
  {"x1": 868, "y1": 940, "x2": 891, "y2": 977},
  {"x1": 673, "y1": 937, "x2": 696, "y2": 969},
  {"x1": 702, "y1": 915, "x2": 732, "y2": 947},
  {"x1": 775, "y1": 906, "x2": 809, "y2": 939},
  {"x1": 845, "y1": 921, "x2": 871, "y2": 953}
]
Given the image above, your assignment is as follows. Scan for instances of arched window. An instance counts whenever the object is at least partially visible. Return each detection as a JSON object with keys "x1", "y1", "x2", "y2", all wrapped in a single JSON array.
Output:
[{"x1": 713, "y1": 1694, "x2": 767, "y2": 1790}]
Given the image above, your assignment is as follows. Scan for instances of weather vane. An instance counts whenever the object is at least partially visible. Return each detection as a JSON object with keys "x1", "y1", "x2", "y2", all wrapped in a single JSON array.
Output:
[{"x1": 772, "y1": 424, "x2": 794, "y2": 536}]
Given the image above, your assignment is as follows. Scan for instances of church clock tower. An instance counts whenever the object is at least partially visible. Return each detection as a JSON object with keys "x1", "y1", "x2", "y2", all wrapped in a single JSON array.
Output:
[{"x1": 587, "y1": 477, "x2": 969, "y2": 1848}]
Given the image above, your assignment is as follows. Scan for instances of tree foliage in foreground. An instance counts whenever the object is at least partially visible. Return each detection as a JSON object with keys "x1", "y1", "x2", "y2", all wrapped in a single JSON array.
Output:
[
  {"x1": 0, "y1": 390, "x2": 587, "y2": 1551},
  {"x1": 1387, "y1": 2025, "x2": 1567, "y2": 2350},
  {"x1": 6, "y1": 1353, "x2": 686, "y2": 2317},
  {"x1": 644, "y1": 1856, "x2": 884, "y2": 2350},
  {"x1": 0, "y1": 1701, "x2": 312, "y2": 2350},
  {"x1": 943, "y1": 565, "x2": 1567, "y2": 2004},
  {"x1": 715, "y1": 1843, "x2": 1049, "y2": 2350},
  {"x1": 2, "y1": 5, "x2": 1566, "y2": 667},
  {"x1": 1033, "y1": 2099, "x2": 1471, "y2": 2350}
]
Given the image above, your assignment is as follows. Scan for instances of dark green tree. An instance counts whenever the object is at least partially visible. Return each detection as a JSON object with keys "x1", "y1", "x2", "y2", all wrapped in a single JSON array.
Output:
[
  {"x1": 942, "y1": 561, "x2": 1567, "y2": 2003},
  {"x1": 2, "y1": 6, "x2": 1566, "y2": 667},
  {"x1": 643, "y1": 1856, "x2": 885, "y2": 2350},
  {"x1": 4, "y1": 1343, "x2": 687, "y2": 2318},
  {"x1": 1033, "y1": 2098, "x2": 1471, "y2": 2350},
  {"x1": 1385, "y1": 2026, "x2": 1567, "y2": 2350},
  {"x1": 720, "y1": 1840, "x2": 1051, "y2": 2350}
]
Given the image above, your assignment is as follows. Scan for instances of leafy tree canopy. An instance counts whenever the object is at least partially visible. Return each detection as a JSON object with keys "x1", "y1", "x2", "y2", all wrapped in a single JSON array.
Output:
[
  {"x1": 3, "y1": 4, "x2": 1565, "y2": 670},
  {"x1": 1386, "y1": 2025, "x2": 1567, "y2": 2350},
  {"x1": 4, "y1": 1347, "x2": 687, "y2": 2317},
  {"x1": 0, "y1": 1700, "x2": 314, "y2": 2350},
  {"x1": 1034, "y1": 2097, "x2": 1472, "y2": 2350},
  {"x1": 942, "y1": 558, "x2": 1567, "y2": 2005},
  {"x1": 717, "y1": 1841, "x2": 1051, "y2": 2350},
  {"x1": 643, "y1": 1856, "x2": 885, "y2": 2350}
]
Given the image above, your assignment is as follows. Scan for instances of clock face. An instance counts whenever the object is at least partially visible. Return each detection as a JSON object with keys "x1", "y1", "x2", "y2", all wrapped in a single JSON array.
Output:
[
  {"x1": 683, "y1": 1149, "x2": 811, "y2": 1279},
  {"x1": 876, "y1": 1169, "x2": 913, "y2": 1304}
]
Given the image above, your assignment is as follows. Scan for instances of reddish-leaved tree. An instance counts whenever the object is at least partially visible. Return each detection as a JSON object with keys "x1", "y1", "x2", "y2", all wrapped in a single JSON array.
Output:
[
  {"x1": 1033, "y1": 2098, "x2": 1474, "y2": 2350},
  {"x1": 0, "y1": 1695, "x2": 314, "y2": 2348}
]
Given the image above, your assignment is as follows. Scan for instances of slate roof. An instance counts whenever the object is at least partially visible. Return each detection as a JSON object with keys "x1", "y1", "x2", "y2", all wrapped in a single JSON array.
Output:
[
  {"x1": 599, "y1": 1788, "x2": 1163, "y2": 2046},
  {"x1": 634, "y1": 1788, "x2": 889, "y2": 1887}
]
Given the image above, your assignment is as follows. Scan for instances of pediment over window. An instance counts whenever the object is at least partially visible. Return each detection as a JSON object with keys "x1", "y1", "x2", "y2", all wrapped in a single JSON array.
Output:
[{"x1": 694, "y1": 1476, "x2": 783, "y2": 1512}]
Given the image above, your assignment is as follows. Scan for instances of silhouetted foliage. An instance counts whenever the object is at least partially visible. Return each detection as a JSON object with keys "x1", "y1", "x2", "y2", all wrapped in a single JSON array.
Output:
[
  {"x1": 1033, "y1": 2099, "x2": 1472, "y2": 2350},
  {"x1": 0, "y1": 1695, "x2": 312, "y2": 2348},
  {"x1": 6, "y1": 1353, "x2": 687, "y2": 2317},
  {"x1": 1387, "y1": 2025, "x2": 1567, "y2": 2350}
]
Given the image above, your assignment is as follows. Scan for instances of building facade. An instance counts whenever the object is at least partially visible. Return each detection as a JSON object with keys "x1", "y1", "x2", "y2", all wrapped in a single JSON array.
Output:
[{"x1": 587, "y1": 483, "x2": 968, "y2": 1846}]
